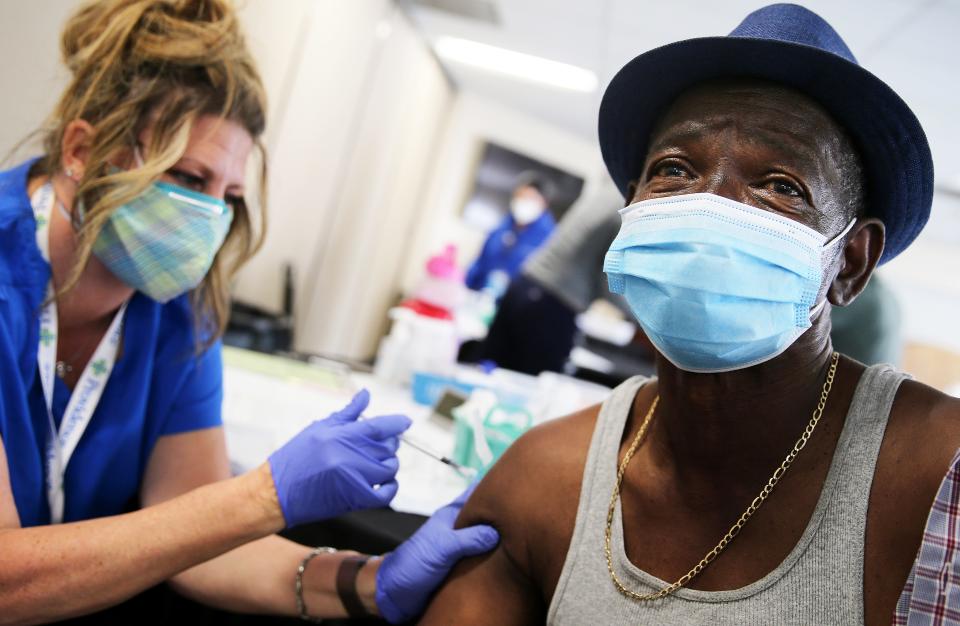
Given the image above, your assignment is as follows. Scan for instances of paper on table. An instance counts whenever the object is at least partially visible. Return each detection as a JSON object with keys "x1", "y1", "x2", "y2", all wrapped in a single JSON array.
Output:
[{"x1": 222, "y1": 346, "x2": 353, "y2": 393}]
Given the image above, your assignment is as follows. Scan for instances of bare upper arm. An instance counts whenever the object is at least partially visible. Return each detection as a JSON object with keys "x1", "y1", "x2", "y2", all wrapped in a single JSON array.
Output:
[
  {"x1": 865, "y1": 379, "x2": 960, "y2": 623},
  {"x1": 876, "y1": 379, "x2": 960, "y2": 513},
  {"x1": 872, "y1": 381, "x2": 960, "y2": 544},
  {"x1": 0, "y1": 436, "x2": 21, "y2": 529},
  {"x1": 421, "y1": 406, "x2": 600, "y2": 623},
  {"x1": 140, "y1": 426, "x2": 231, "y2": 508}
]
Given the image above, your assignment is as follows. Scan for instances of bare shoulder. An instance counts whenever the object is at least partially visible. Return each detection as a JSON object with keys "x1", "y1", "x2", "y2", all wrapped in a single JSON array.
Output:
[
  {"x1": 865, "y1": 378, "x2": 960, "y2": 616},
  {"x1": 456, "y1": 402, "x2": 602, "y2": 591},
  {"x1": 883, "y1": 378, "x2": 960, "y2": 492},
  {"x1": 870, "y1": 377, "x2": 960, "y2": 547}
]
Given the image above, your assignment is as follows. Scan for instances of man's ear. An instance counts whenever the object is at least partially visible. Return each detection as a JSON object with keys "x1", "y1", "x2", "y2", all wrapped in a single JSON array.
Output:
[
  {"x1": 60, "y1": 119, "x2": 96, "y2": 181},
  {"x1": 828, "y1": 217, "x2": 885, "y2": 307}
]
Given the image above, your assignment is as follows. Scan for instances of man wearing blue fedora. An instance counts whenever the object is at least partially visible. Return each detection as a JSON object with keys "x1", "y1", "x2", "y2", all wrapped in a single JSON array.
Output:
[{"x1": 419, "y1": 4, "x2": 959, "y2": 625}]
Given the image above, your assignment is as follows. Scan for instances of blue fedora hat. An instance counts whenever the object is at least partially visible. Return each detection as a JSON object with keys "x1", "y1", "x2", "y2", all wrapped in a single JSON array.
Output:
[{"x1": 598, "y1": 3, "x2": 933, "y2": 264}]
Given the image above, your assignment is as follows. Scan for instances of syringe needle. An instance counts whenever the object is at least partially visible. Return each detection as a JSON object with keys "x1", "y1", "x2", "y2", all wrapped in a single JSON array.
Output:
[{"x1": 400, "y1": 435, "x2": 476, "y2": 477}]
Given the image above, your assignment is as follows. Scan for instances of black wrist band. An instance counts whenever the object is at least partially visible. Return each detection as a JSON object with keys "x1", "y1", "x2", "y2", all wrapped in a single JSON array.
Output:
[{"x1": 336, "y1": 555, "x2": 372, "y2": 618}]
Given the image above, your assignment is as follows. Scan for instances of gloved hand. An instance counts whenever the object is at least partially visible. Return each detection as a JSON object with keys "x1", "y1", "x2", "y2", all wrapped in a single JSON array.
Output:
[
  {"x1": 375, "y1": 483, "x2": 500, "y2": 623},
  {"x1": 267, "y1": 389, "x2": 411, "y2": 527}
]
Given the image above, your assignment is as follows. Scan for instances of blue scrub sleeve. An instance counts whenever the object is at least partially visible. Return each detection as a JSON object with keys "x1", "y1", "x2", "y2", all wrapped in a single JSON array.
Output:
[
  {"x1": 159, "y1": 340, "x2": 224, "y2": 435},
  {"x1": 466, "y1": 234, "x2": 496, "y2": 291}
]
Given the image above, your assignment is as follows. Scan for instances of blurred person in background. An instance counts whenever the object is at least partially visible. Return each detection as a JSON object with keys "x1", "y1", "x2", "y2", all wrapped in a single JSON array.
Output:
[{"x1": 464, "y1": 171, "x2": 557, "y2": 296}]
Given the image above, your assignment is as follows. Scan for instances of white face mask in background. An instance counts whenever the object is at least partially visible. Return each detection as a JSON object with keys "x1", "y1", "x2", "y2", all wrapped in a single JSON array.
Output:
[{"x1": 510, "y1": 197, "x2": 545, "y2": 225}]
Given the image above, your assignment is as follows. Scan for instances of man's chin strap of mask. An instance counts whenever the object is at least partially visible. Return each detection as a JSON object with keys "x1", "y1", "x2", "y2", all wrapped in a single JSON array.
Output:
[{"x1": 604, "y1": 192, "x2": 857, "y2": 374}]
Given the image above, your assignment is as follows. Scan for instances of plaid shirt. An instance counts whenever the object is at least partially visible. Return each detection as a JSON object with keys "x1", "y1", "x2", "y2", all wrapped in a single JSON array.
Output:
[{"x1": 895, "y1": 449, "x2": 960, "y2": 625}]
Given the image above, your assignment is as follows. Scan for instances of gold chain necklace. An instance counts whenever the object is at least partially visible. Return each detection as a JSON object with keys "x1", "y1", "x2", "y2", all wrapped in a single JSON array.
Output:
[{"x1": 604, "y1": 351, "x2": 840, "y2": 602}]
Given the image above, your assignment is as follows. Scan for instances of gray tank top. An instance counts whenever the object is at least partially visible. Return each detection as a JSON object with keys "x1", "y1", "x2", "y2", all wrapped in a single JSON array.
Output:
[{"x1": 548, "y1": 364, "x2": 909, "y2": 625}]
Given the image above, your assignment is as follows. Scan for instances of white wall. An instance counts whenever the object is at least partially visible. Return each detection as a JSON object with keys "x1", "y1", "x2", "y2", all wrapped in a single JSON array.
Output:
[
  {"x1": 229, "y1": 0, "x2": 458, "y2": 361},
  {"x1": 0, "y1": 1, "x2": 76, "y2": 161},
  {"x1": 881, "y1": 192, "x2": 960, "y2": 353},
  {"x1": 231, "y1": 0, "x2": 395, "y2": 315},
  {"x1": 401, "y1": 91, "x2": 607, "y2": 294},
  {"x1": 289, "y1": 5, "x2": 456, "y2": 359}
]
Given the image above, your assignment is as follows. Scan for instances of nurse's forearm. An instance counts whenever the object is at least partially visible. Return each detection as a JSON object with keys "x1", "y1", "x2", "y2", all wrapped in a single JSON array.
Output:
[
  {"x1": 0, "y1": 464, "x2": 283, "y2": 626},
  {"x1": 168, "y1": 534, "x2": 380, "y2": 618}
]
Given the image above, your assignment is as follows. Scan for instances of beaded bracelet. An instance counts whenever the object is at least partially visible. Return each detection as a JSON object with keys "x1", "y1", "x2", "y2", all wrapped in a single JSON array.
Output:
[{"x1": 296, "y1": 546, "x2": 336, "y2": 622}]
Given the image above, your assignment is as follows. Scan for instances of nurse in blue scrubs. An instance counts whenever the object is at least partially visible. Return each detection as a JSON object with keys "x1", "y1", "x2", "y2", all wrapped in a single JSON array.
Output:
[{"x1": 0, "y1": 1, "x2": 496, "y2": 624}]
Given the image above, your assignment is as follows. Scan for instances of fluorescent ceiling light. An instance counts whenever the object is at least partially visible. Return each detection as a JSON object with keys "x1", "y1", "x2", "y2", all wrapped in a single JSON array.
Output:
[{"x1": 434, "y1": 36, "x2": 598, "y2": 92}]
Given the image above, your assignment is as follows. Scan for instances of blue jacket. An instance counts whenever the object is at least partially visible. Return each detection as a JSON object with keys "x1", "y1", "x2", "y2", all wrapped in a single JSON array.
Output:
[
  {"x1": 465, "y1": 210, "x2": 556, "y2": 291},
  {"x1": 0, "y1": 160, "x2": 223, "y2": 526}
]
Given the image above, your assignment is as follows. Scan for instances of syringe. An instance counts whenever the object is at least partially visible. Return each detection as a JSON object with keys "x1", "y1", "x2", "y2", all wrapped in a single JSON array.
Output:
[{"x1": 400, "y1": 436, "x2": 477, "y2": 478}]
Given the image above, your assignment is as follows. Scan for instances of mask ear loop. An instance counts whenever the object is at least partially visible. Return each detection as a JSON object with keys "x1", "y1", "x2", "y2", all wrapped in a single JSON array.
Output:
[
  {"x1": 824, "y1": 217, "x2": 858, "y2": 248},
  {"x1": 810, "y1": 217, "x2": 859, "y2": 319}
]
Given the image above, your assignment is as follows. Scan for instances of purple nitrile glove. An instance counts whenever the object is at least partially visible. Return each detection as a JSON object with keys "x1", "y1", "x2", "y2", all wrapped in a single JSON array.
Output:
[
  {"x1": 375, "y1": 483, "x2": 500, "y2": 623},
  {"x1": 267, "y1": 389, "x2": 412, "y2": 528}
]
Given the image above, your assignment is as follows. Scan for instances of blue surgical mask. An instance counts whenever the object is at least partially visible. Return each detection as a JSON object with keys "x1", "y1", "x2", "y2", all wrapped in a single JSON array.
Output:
[
  {"x1": 77, "y1": 168, "x2": 233, "y2": 303},
  {"x1": 604, "y1": 193, "x2": 855, "y2": 373}
]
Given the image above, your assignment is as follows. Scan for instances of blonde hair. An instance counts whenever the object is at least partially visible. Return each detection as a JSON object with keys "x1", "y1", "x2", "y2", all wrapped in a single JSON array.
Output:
[{"x1": 36, "y1": 0, "x2": 267, "y2": 350}]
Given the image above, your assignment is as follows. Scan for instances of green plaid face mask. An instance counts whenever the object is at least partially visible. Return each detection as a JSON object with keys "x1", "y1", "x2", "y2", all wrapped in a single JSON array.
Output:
[{"x1": 91, "y1": 180, "x2": 233, "y2": 303}]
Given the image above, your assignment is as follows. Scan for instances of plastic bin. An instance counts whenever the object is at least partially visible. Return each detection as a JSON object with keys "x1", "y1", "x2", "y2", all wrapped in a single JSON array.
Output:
[{"x1": 410, "y1": 371, "x2": 479, "y2": 407}]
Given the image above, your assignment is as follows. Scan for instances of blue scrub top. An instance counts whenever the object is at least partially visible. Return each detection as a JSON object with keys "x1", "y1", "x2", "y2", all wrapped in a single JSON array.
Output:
[
  {"x1": 465, "y1": 210, "x2": 556, "y2": 292},
  {"x1": 0, "y1": 159, "x2": 224, "y2": 527}
]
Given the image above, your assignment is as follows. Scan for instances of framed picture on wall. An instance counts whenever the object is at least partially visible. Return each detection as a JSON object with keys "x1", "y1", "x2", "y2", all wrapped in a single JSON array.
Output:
[{"x1": 461, "y1": 141, "x2": 585, "y2": 232}]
